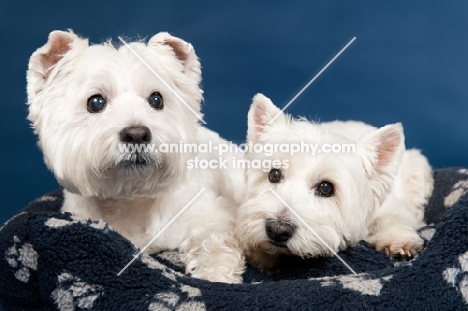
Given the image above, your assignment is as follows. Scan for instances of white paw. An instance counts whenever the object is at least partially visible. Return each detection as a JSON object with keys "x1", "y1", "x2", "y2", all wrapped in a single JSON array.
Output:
[
  {"x1": 188, "y1": 265, "x2": 244, "y2": 283},
  {"x1": 367, "y1": 227, "x2": 424, "y2": 258},
  {"x1": 181, "y1": 242, "x2": 245, "y2": 283}
]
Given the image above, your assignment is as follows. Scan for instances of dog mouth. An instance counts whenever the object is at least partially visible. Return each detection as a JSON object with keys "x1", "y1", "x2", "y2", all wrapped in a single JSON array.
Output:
[
  {"x1": 268, "y1": 241, "x2": 289, "y2": 249},
  {"x1": 117, "y1": 152, "x2": 152, "y2": 169}
]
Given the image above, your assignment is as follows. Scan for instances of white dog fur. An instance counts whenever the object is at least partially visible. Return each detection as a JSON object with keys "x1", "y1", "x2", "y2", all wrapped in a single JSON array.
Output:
[
  {"x1": 236, "y1": 93, "x2": 433, "y2": 272},
  {"x1": 27, "y1": 30, "x2": 245, "y2": 283}
]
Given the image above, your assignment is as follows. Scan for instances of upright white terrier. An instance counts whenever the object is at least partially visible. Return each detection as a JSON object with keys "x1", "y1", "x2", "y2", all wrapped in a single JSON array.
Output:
[
  {"x1": 26, "y1": 30, "x2": 245, "y2": 282},
  {"x1": 236, "y1": 94, "x2": 433, "y2": 272}
]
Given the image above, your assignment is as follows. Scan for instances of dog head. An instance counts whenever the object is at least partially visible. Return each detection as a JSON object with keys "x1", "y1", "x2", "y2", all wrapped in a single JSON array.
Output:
[
  {"x1": 27, "y1": 30, "x2": 203, "y2": 198},
  {"x1": 236, "y1": 93, "x2": 405, "y2": 258}
]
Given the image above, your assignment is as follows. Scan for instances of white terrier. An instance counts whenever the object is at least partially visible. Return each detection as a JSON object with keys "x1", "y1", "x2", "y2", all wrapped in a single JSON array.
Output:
[
  {"x1": 236, "y1": 94, "x2": 433, "y2": 272},
  {"x1": 26, "y1": 30, "x2": 245, "y2": 282}
]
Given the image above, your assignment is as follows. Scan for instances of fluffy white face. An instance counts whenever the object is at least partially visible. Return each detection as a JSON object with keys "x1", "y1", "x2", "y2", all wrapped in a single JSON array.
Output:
[
  {"x1": 236, "y1": 94, "x2": 405, "y2": 258},
  {"x1": 27, "y1": 30, "x2": 203, "y2": 198}
]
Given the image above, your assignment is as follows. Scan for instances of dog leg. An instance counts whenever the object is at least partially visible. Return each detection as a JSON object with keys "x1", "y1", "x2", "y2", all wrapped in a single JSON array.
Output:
[
  {"x1": 367, "y1": 148, "x2": 432, "y2": 258},
  {"x1": 393, "y1": 149, "x2": 434, "y2": 223},
  {"x1": 366, "y1": 193, "x2": 424, "y2": 258}
]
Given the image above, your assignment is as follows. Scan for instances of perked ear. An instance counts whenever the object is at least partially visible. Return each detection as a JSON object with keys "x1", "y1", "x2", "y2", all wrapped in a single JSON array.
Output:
[
  {"x1": 27, "y1": 30, "x2": 88, "y2": 102},
  {"x1": 360, "y1": 123, "x2": 405, "y2": 204},
  {"x1": 247, "y1": 93, "x2": 289, "y2": 142},
  {"x1": 148, "y1": 32, "x2": 201, "y2": 82},
  {"x1": 28, "y1": 30, "x2": 88, "y2": 80}
]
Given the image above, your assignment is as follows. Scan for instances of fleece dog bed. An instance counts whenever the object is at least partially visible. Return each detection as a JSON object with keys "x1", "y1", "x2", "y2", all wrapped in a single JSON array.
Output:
[{"x1": 1, "y1": 168, "x2": 468, "y2": 310}]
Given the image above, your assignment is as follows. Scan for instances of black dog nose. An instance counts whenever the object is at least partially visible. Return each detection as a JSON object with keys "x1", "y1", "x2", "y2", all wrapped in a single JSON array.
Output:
[
  {"x1": 266, "y1": 220, "x2": 295, "y2": 244},
  {"x1": 119, "y1": 126, "x2": 152, "y2": 144}
]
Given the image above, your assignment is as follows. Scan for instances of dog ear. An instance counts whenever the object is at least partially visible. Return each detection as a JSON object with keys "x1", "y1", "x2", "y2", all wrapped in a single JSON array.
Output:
[
  {"x1": 148, "y1": 32, "x2": 201, "y2": 83},
  {"x1": 247, "y1": 93, "x2": 288, "y2": 142},
  {"x1": 359, "y1": 123, "x2": 405, "y2": 204},
  {"x1": 27, "y1": 30, "x2": 88, "y2": 102}
]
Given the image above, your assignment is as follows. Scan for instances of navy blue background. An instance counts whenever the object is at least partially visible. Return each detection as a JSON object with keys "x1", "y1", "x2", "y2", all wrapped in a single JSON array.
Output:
[{"x1": 1, "y1": 1, "x2": 468, "y2": 224}]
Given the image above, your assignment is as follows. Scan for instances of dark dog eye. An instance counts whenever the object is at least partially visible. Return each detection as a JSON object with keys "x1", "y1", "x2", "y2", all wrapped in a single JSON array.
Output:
[
  {"x1": 316, "y1": 181, "x2": 334, "y2": 197},
  {"x1": 87, "y1": 95, "x2": 107, "y2": 113},
  {"x1": 268, "y1": 168, "x2": 282, "y2": 183},
  {"x1": 148, "y1": 92, "x2": 164, "y2": 110}
]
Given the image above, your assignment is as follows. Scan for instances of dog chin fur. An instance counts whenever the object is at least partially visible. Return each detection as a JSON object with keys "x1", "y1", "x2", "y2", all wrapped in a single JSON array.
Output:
[
  {"x1": 27, "y1": 30, "x2": 245, "y2": 283},
  {"x1": 236, "y1": 93, "x2": 434, "y2": 273}
]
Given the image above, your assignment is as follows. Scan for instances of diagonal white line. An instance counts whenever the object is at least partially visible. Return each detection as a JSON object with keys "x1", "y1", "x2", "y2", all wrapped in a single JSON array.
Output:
[
  {"x1": 269, "y1": 37, "x2": 356, "y2": 124},
  {"x1": 268, "y1": 188, "x2": 357, "y2": 275},
  {"x1": 118, "y1": 36, "x2": 207, "y2": 125},
  {"x1": 117, "y1": 188, "x2": 206, "y2": 276}
]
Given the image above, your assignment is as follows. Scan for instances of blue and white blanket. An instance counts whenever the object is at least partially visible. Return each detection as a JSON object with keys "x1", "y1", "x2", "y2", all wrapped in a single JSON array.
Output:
[{"x1": 1, "y1": 168, "x2": 468, "y2": 310}]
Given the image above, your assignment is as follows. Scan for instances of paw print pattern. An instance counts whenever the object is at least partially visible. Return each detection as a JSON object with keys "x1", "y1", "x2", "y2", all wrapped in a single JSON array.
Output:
[
  {"x1": 141, "y1": 253, "x2": 205, "y2": 310},
  {"x1": 148, "y1": 284, "x2": 205, "y2": 311},
  {"x1": 320, "y1": 274, "x2": 393, "y2": 296},
  {"x1": 444, "y1": 169, "x2": 468, "y2": 208},
  {"x1": 51, "y1": 272, "x2": 102, "y2": 311},
  {"x1": 5, "y1": 236, "x2": 38, "y2": 283},
  {"x1": 443, "y1": 251, "x2": 468, "y2": 303},
  {"x1": 45, "y1": 215, "x2": 108, "y2": 231},
  {"x1": 36, "y1": 195, "x2": 58, "y2": 202}
]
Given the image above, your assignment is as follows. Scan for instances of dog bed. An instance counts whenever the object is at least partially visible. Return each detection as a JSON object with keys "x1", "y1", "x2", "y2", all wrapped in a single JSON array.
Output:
[{"x1": 1, "y1": 168, "x2": 468, "y2": 310}]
